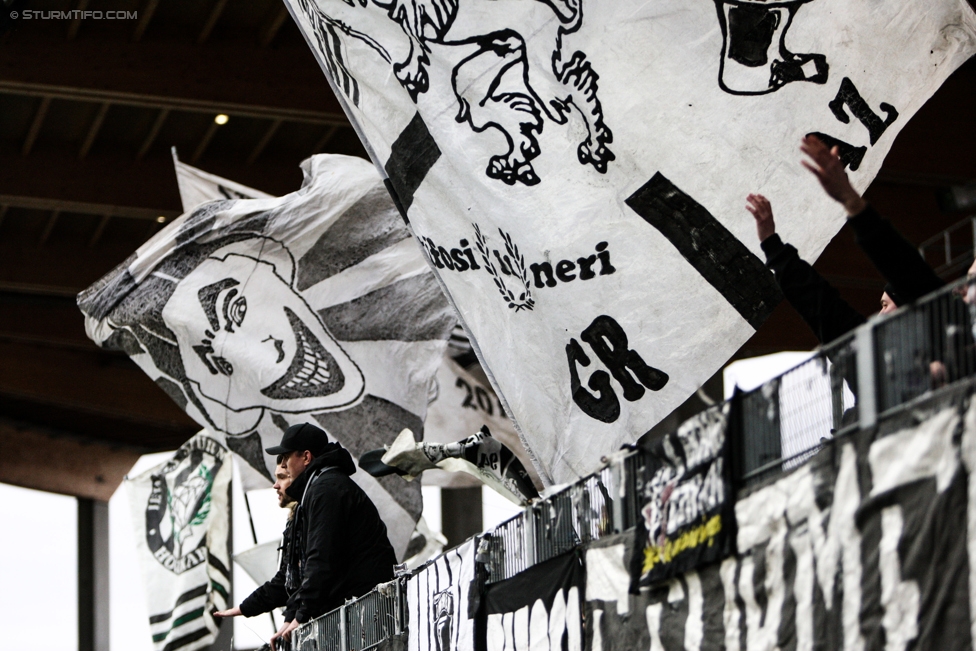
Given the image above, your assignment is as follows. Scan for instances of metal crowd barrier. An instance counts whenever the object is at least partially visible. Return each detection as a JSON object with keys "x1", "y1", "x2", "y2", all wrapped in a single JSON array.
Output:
[
  {"x1": 283, "y1": 581, "x2": 403, "y2": 651},
  {"x1": 279, "y1": 277, "x2": 976, "y2": 647}
]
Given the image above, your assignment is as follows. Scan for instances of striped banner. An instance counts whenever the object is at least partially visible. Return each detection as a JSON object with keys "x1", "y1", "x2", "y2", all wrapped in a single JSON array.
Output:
[{"x1": 126, "y1": 433, "x2": 231, "y2": 651}]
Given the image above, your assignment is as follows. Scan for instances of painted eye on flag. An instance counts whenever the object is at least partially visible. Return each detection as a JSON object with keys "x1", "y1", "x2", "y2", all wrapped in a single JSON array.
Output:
[
  {"x1": 222, "y1": 291, "x2": 247, "y2": 331},
  {"x1": 212, "y1": 356, "x2": 233, "y2": 377}
]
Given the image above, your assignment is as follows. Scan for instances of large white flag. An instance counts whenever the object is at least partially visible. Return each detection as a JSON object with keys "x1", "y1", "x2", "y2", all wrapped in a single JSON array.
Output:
[
  {"x1": 126, "y1": 433, "x2": 232, "y2": 651},
  {"x1": 286, "y1": 0, "x2": 976, "y2": 483},
  {"x1": 170, "y1": 158, "x2": 542, "y2": 490},
  {"x1": 80, "y1": 154, "x2": 456, "y2": 558}
]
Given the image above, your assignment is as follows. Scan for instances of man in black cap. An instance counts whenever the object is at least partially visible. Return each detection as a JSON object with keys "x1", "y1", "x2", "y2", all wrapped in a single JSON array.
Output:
[{"x1": 268, "y1": 422, "x2": 397, "y2": 649}]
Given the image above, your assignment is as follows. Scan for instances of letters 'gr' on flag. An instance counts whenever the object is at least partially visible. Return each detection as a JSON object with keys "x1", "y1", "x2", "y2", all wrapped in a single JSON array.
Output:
[
  {"x1": 79, "y1": 154, "x2": 457, "y2": 559},
  {"x1": 126, "y1": 432, "x2": 232, "y2": 651},
  {"x1": 285, "y1": 0, "x2": 976, "y2": 484}
]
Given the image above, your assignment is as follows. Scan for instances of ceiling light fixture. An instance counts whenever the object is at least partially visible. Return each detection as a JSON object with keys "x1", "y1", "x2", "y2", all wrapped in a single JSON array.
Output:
[{"x1": 214, "y1": 114, "x2": 229, "y2": 125}]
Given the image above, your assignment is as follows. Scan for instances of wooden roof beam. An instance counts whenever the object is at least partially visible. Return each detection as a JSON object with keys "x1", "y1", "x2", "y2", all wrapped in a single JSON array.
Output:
[
  {"x1": 66, "y1": 0, "x2": 90, "y2": 40},
  {"x1": 87, "y1": 215, "x2": 111, "y2": 248},
  {"x1": 22, "y1": 96, "x2": 51, "y2": 157},
  {"x1": 78, "y1": 102, "x2": 111, "y2": 160},
  {"x1": 0, "y1": 194, "x2": 178, "y2": 221},
  {"x1": 260, "y1": 6, "x2": 290, "y2": 47},
  {"x1": 247, "y1": 118, "x2": 282, "y2": 165},
  {"x1": 197, "y1": 0, "x2": 229, "y2": 45},
  {"x1": 132, "y1": 0, "x2": 160, "y2": 42},
  {"x1": 37, "y1": 210, "x2": 60, "y2": 247},
  {"x1": 0, "y1": 81, "x2": 346, "y2": 126},
  {"x1": 136, "y1": 107, "x2": 169, "y2": 160},
  {"x1": 191, "y1": 120, "x2": 220, "y2": 163}
]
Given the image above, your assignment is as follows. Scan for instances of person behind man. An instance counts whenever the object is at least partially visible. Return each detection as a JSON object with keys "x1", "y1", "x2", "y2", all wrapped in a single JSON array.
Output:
[
  {"x1": 746, "y1": 134, "x2": 945, "y2": 344},
  {"x1": 212, "y1": 460, "x2": 298, "y2": 626},
  {"x1": 268, "y1": 422, "x2": 397, "y2": 649}
]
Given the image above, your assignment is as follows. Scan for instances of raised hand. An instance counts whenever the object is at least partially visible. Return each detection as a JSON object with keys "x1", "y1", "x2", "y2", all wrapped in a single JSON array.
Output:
[
  {"x1": 800, "y1": 135, "x2": 867, "y2": 216},
  {"x1": 746, "y1": 193, "x2": 776, "y2": 243}
]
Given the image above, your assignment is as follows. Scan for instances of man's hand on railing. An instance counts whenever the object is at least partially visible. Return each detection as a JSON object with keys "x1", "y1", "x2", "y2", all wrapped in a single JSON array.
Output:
[
  {"x1": 270, "y1": 619, "x2": 300, "y2": 651},
  {"x1": 212, "y1": 606, "x2": 242, "y2": 618},
  {"x1": 800, "y1": 135, "x2": 867, "y2": 217}
]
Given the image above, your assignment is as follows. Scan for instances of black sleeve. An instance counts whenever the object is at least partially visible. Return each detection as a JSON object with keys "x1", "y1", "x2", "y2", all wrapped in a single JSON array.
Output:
[
  {"x1": 294, "y1": 481, "x2": 348, "y2": 623},
  {"x1": 848, "y1": 204, "x2": 944, "y2": 303},
  {"x1": 239, "y1": 535, "x2": 291, "y2": 618},
  {"x1": 761, "y1": 234, "x2": 866, "y2": 344}
]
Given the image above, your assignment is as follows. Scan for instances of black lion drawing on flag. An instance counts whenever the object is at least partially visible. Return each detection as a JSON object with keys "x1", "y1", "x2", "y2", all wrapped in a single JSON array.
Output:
[{"x1": 296, "y1": 0, "x2": 614, "y2": 186}]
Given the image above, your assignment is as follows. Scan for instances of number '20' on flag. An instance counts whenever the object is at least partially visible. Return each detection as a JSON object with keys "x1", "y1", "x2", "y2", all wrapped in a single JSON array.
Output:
[
  {"x1": 126, "y1": 433, "x2": 231, "y2": 651},
  {"x1": 286, "y1": 0, "x2": 976, "y2": 483},
  {"x1": 79, "y1": 154, "x2": 457, "y2": 559}
]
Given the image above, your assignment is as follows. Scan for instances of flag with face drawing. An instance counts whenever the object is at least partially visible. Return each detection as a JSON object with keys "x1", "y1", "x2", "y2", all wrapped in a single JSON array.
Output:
[
  {"x1": 80, "y1": 154, "x2": 457, "y2": 559},
  {"x1": 126, "y1": 433, "x2": 232, "y2": 651},
  {"x1": 167, "y1": 157, "x2": 543, "y2": 493},
  {"x1": 285, "y1": 0, "x2": 976, "y2": 484}
]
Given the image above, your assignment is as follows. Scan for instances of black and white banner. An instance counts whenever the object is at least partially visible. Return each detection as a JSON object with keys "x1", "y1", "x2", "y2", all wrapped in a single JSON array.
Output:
[
  {"x1": 635, "y1": 405, "x2": 734, "y2": 587},
  {"x1": 81, "y1": 154, "x2": 456, "y2": 558},
  {"x1": 584, "y1": 390, "x2": 976, "y2": 650},
  {"x1": 286, "y1": 0, "x2": 976, "y2": 484},
  {"x1": 126, "y1": 433, "x2": 232, "y2": 651},
  {"x1": 479, "y1": 551, "x2": 584, "y2": 651},
  {"x1": 407, "y1": 539, "x2": 478, "y2": 651}
]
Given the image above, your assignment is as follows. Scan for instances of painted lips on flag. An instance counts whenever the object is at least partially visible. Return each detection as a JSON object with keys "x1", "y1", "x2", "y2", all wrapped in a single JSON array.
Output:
[
  {"x1": 79, "y1": 154, "x2": 457, "y2": 559},
  {"x1": 286, "y1": 0, "x2": 976, "y2": 483}
]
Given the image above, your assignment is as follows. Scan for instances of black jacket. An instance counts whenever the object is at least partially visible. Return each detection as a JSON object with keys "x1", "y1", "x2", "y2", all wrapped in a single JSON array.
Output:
[
  {"x1": 284, "y1": 442, "x2": 397, "y2": 623},
  {"x1": 848, "y1": 205, "x2": 944, "y2": 304},
  {"x1": 239, "y1": 512, "x2": 297, "y2": 620},
  {"x1": 760, "y1": 204, "x2": 944, "y2": 346}
]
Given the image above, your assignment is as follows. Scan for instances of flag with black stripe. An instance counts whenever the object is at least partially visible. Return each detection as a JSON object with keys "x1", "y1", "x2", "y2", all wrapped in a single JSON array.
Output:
[
  {"x1": 126, "y1": 433, "x2": 232, "y2": 651},
  {"x1": 287, "y1": 0, "x2": 976, "y2": 485},
  {"x1": 81, "y1": 154, "x2": 457, "y2": 559}
]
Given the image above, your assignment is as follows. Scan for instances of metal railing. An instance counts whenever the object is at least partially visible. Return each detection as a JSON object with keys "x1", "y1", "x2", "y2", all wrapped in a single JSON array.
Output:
[
  {"x1": 278, "y1": 277, "x2": 976, "y2": 648},
  {"x1": 737, "y1": 332, "x2": 858, "y2": 484},
  {"x1": 918, "y1": 215, "x2": 976, "y2": 278},
  {"x1": 282, "y1": 581, "x2": 403, "y2": 651}
]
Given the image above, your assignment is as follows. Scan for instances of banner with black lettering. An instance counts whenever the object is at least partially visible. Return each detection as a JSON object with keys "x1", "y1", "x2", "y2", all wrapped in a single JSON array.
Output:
[
  {"x1": 634, "y1": 404, "x2": 734, "y2": 587},
  {"x1": 584, "y1": 387, "x2": 976, "y2": 650},
  {"x1": 126, "y1": 433, "x2": 232, "y2": 651},
  {"x1": 407, "y1": 539, "x2": 478, "y2": 651},
  {"x1": 478, "y1": 551, "x2": 584, "y2": 651},
  {"x1": 286, "y1": 0, "x2": 976, "y2": 484},
  {"x1": 81, "y1": 154, "x2": 456, "y2": 559}
]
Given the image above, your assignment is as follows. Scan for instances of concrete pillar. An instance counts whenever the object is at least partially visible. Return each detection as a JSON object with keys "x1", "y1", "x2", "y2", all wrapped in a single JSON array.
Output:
[
  {"x1": 78, "y1": 498, "x2": 109, "y2": 651},
  {"x1": 441, "y1": 487, "x2": 483, "y2": 548}
]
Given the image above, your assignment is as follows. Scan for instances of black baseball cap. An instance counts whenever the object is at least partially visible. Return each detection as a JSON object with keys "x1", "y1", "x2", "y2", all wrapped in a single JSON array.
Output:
[{"x1": 265, "y1": 423, "x2": 329, "y2": 456}]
